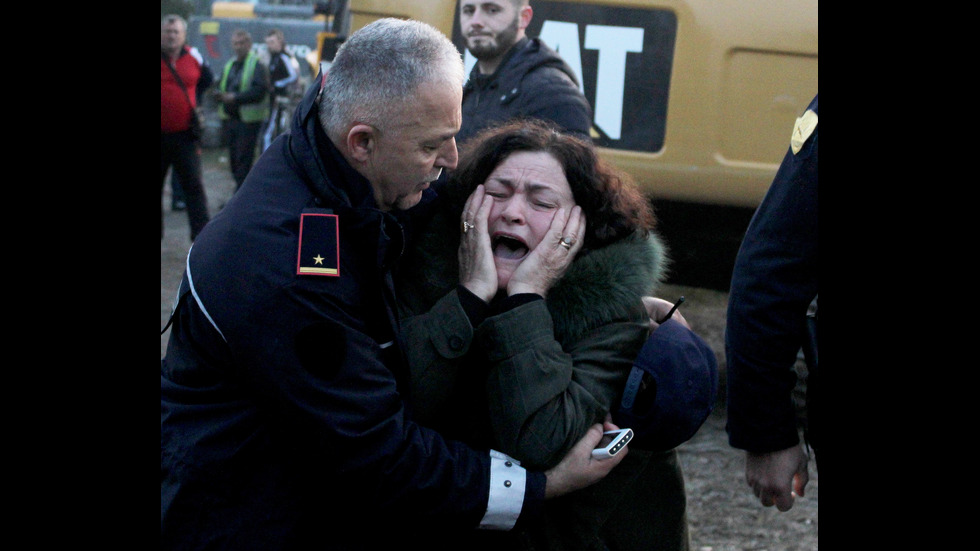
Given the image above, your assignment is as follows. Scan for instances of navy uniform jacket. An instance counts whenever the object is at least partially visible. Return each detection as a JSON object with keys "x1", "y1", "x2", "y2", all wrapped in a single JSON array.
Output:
[
  {"x1": 725, "y1": 94, "x2": 819, "y2": 454},
  {"x1": 161, "y1": 73, "x2": 544, "y2": 550},
  {"x1": 457, "y1": 37, "x2": 592, "y2": 147}
]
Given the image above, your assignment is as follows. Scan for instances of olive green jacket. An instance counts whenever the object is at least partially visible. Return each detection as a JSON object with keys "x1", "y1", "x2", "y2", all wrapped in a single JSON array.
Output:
[{"x1": 396, "y1": 205, "x2": 689, "y2": 550}]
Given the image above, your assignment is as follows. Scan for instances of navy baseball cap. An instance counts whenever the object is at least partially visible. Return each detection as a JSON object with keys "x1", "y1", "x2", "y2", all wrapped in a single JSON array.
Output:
[{"x1": 612, "y1": 318, "x2": 718, "y2": 451}]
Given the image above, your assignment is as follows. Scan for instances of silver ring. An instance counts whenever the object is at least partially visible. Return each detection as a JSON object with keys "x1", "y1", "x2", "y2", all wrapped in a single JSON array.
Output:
[
  {"x1": 559, "y1": 237, "x2": 574, "y2": 249},
  {"x1": 462, "y1": 220, "x2": 475, "y2": 234}
]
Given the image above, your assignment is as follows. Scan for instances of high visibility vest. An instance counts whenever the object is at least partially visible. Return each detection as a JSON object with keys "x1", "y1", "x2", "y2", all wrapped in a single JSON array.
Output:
[{"x1": 218, "y1": 52, "x2": 269, "y2": 123}]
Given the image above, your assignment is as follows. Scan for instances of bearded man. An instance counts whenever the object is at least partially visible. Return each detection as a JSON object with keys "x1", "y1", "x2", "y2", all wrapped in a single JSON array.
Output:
[{"x1": 455, "y1": 0, "x2": 592, "y2": 147}]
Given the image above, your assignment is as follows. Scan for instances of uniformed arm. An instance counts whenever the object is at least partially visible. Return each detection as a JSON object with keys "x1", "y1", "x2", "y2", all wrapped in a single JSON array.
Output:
[
  {"x1": 726, "y1": 97, "x2": 818, "y2": 513},
  {"x1": 725, "y1": 97, "x2": 818, "y2": 455},
  {"x1": 206, "y1": 276, "x2": 620, "y2": 532},
  {"x1": 223, "y1": 284, "x2": 531, "y2": 529}
]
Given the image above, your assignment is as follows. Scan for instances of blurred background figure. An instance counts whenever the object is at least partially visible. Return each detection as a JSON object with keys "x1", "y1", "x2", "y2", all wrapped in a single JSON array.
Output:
[
  {"x1": 214, "y1": 29, "x2": 269, "y2": 191},
  {"x1": 261, "y1": 28, "x2": 301, "y2": 152},
  {"x1": 161, "y1": 13, "x2": 213, "y2": 241}
]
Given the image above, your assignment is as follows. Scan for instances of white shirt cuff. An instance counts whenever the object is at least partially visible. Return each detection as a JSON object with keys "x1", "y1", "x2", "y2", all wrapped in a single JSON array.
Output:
[{"x1": 478, "y1": 449, "x2": 526, "y2": 530}]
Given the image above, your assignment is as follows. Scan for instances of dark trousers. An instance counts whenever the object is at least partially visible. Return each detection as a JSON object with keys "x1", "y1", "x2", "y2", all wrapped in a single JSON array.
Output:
[
  {"x1": 223, "y1": 118, "x2": 263, "y2": 190},
  {"x1": 170, "y1": 171, "x2": 185, "y2": 207},
  {"x1": 161, "y1": 131, "x2": 210, "y2": 241}
]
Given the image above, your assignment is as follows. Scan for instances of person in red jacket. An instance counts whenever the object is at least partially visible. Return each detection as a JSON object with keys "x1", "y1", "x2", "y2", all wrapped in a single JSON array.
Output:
[{"x1": 161, "y1": 14, "x2": 213, "y2": 242}]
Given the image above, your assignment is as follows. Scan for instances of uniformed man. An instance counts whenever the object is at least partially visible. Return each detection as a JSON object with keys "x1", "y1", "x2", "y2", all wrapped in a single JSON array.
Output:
[
  {"x1": 161, "y1": 18, "x2": 625, "y2": 550},
  {"x1": 725, "y1": 94, "x2": 819, "y2": 513}
]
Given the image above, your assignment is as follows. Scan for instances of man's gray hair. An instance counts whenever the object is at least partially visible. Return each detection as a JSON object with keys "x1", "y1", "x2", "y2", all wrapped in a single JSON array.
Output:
[{"x1": 319, "y1": 18, "x2": 464, "y2": 139}]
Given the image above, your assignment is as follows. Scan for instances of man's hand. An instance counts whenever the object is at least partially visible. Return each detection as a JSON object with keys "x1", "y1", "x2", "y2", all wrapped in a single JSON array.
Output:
[
  {"x1": 214, "y1": 90, "x2": 236, "y2": 104},
  {"x1": 745, "y1": 444, "x2": 810, "y2": 511},
  {"x1": 543, "y1": 422, "x2": 626, "y2": 499}
]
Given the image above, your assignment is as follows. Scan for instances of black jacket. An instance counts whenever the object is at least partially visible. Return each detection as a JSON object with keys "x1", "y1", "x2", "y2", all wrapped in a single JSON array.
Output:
[
  {"x1": 457, "y1": 37, "x2": 592, "y2": 147},
  {"x1": 268, "y1": 50, "x2": 298, "y2": 97},
  {"x1": 161, "y1": 72, "x2": 545, "y2": 550}
]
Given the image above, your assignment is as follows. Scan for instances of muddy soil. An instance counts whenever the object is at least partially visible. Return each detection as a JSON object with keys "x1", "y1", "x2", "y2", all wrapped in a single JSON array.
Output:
[{"x1": 161, "y1": 147, "x2": 818, "y2": 550}]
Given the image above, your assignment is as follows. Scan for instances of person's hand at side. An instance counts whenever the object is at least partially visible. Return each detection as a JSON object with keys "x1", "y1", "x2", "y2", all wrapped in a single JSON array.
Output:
[
  {"x1": 458, "y1": 185, "x2": 498, "y2": 302},
  {"x1": 745, "y1": 443, "x2": 810, "y2": 511},
  {"x1": 543, "y1": 421, "x2": 626, "y2": 499},
  {"x1": 507, "y1": 205, "x2": 585, "y2": 297},
  {"x1": 642, "y1": 296, "x2": 691, "y2": 332},
  {"x1": 214, "y1": 89, "x2": 235, "y2": 104}
]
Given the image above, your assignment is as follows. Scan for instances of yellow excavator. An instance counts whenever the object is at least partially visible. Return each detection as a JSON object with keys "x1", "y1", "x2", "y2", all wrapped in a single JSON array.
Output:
[{"x1": 188, "y1": 0, "x2": 817, "y2": 287}]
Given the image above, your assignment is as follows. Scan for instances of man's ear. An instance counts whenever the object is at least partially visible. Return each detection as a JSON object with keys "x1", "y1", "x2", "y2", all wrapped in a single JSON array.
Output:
[
  {"x1": 519, "y1": 6, "x2": 533, "y2": 30},
  {"x1": 346, "y1": 124, "x2": 375, "y2": 163}
]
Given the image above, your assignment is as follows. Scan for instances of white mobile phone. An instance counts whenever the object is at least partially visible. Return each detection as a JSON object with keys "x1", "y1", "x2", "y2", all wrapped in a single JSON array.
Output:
[{"x1": 591, "y1": 428, "x2": 633, "y2": 460}]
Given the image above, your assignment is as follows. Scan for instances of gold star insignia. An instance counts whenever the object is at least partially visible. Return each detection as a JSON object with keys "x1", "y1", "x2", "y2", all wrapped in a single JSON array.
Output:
[{"x1": 297, "y1": 211, "x2": 340, "y2": 277}]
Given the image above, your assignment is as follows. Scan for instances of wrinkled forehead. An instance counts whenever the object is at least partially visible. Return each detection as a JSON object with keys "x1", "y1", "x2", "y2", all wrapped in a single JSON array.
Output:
[
  {"x1": 384, "y1": 84, "x2": 461, "y2": 133},
  {"x1": 489, "y1": 152, "x2": 572, "y2": 197}
]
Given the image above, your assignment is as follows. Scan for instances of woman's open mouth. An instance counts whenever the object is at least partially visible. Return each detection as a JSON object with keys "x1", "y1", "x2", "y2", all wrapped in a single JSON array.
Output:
[{"x1": 492, "y1": 234, "x2": 529, "y2": 260}]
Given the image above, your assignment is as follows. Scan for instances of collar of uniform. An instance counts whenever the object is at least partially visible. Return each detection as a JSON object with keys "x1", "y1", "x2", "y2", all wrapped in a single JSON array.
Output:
[
  {"x1": 318, "y1": 131, "x2": 377, "y2": 209},
  {"x1": 312, "y1": 120, "x2": 407, "y2": 269}
]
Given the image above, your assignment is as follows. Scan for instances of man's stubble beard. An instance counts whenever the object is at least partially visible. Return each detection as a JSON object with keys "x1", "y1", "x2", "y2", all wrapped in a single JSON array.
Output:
[{"x1": 467, "y1": 16, "x2": 520, "y2": 61}]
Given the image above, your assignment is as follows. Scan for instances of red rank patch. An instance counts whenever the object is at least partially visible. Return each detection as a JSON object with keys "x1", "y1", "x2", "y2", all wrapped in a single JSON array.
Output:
[{"x1": 296, "y1": 211, "x2": 340, "y2": 276}]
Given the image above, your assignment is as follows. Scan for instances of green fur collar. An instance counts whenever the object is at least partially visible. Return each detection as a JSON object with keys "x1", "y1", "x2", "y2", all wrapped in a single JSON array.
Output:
[{"x1": 546, "y1": 232, "x2": 667, "y2": 344}]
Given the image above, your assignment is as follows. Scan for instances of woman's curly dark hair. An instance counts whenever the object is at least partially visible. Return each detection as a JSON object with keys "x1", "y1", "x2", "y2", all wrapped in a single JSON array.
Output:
[{"x1": 447, "y1": 119, "x2": 656, "y2": 250}]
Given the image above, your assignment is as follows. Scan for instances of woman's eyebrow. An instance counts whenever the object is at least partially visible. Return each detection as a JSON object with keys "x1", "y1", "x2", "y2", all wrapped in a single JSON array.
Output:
[{"x1": 487, "y1": 176, "x2": 564, "y2": 198}]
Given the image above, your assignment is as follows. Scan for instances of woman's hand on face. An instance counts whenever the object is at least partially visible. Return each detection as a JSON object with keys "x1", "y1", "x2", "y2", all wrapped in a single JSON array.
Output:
[
  {"x1": 458, "y1": 185, "x2": 498, "y2": 303},
  {"x1": 507, "y1": 205, "x2": 586, "y2": 297}
]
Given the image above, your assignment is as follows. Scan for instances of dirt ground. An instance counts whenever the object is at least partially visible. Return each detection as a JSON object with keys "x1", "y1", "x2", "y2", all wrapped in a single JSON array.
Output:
[{"x1": 161, "y1": 147, "x2": 818, "y2": 550}]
